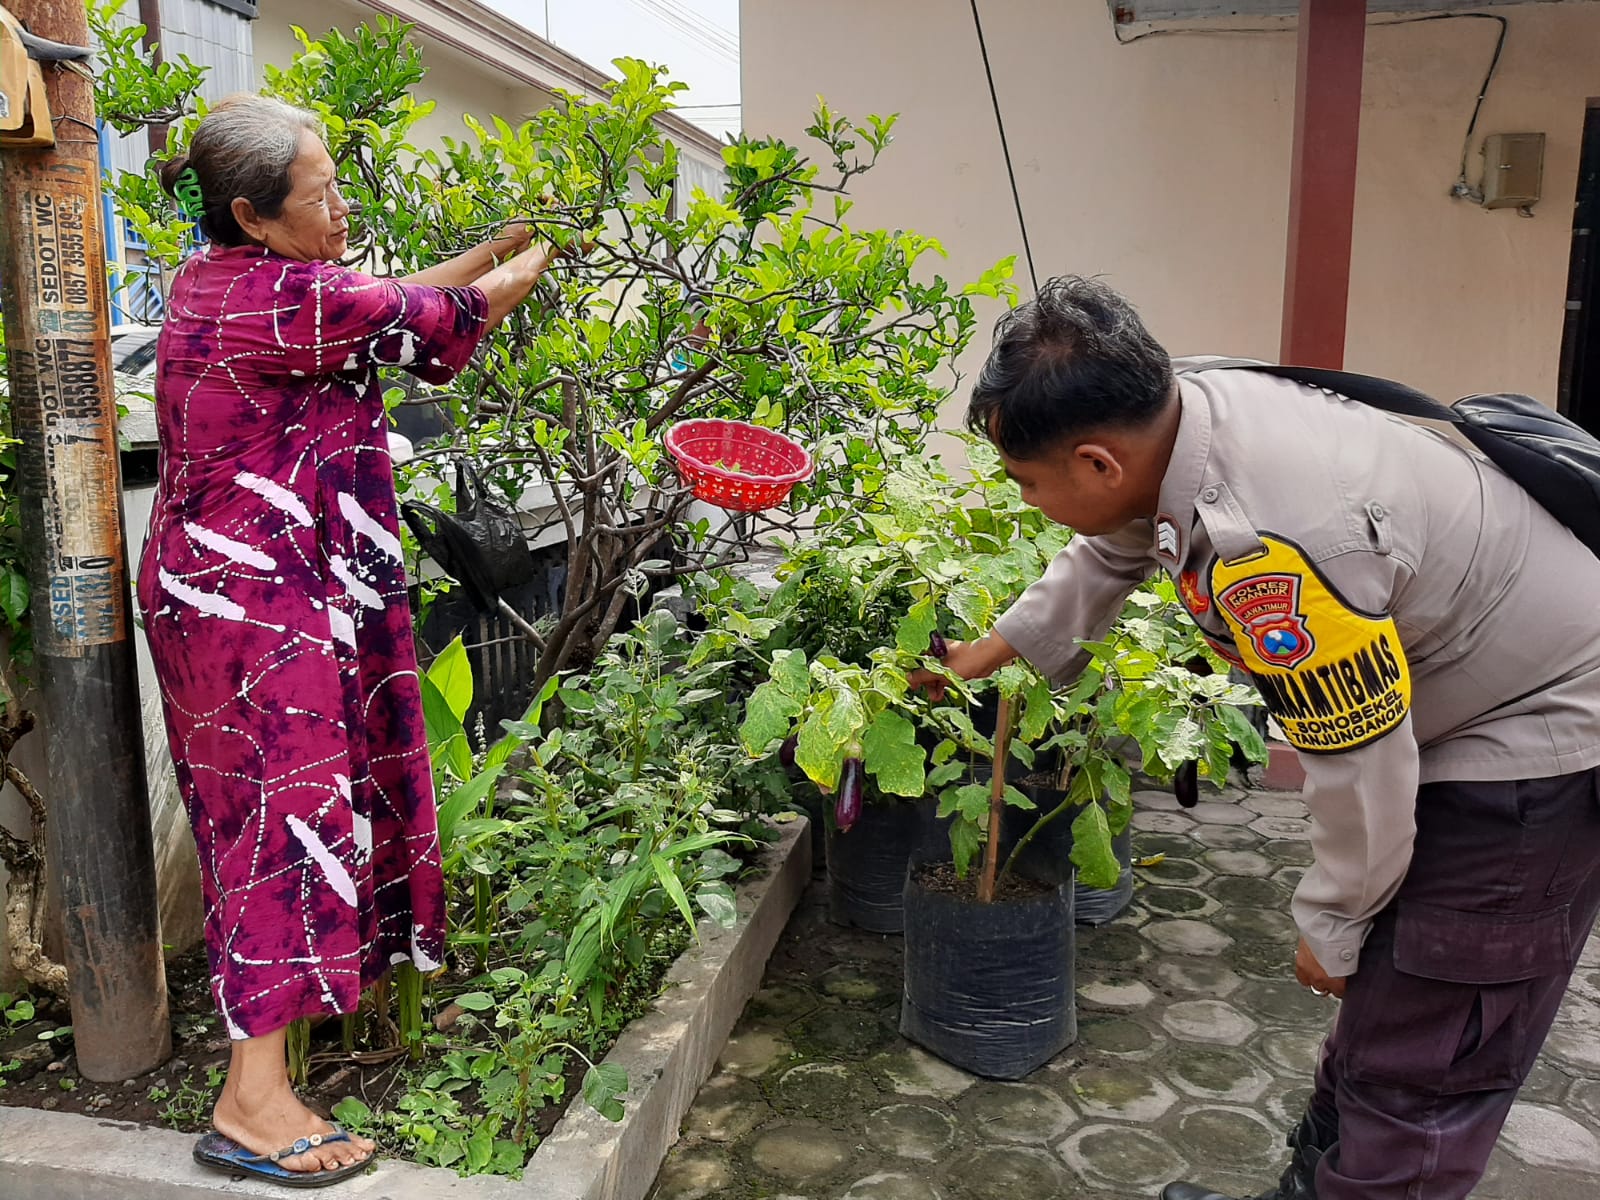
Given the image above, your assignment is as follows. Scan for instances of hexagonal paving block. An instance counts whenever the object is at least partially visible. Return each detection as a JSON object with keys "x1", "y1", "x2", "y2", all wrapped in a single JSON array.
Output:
[
  {"x1": 1208, "y1": 875, "x2": 1289, "y2": 909},
  {"x1": 818, "y1": 962, "x2": 900, "y2": 1004},
  {"x1": 1173, "y1": 1104, "x2": 1285, "y2": 1168},
  {"x1": 1202, "y1": 849, "x2": 1275, "y2": 877},
  {"x1": 773, "y1": 1060, "x2": 879, "y2": 1118},
  {"x1": 682, "y1": 1075, "x2": 772, "y2": 1143},
  {"x1": 945, "y1": 1145, "x2": 1074, "y2": 1200},
  {"x1": 1539, "y1": 1026, "x2": 1600, "y2": 1074},
  {"x1": 1144, "y1": 919, "x2": 1235, "y2": 957},
  {"x1": 1076, "y1": 924, "x2": 1153, "y2": 969},
  {"x1": 1186, "y1": 800, "x2": 1257, "y2": 826},
  {"x1": 1271, "y1": 866, "x2": 1307, "y2": 889},
  {"x1": 789, "y1": 1004, "x2": 896, "y2": 1059},
  {"x1": 652, "y1": 1148, "x2": 734, "y2": 1200},
  {"x1": 1162, "y1": 999, "x2": 1259, "y2": 1046},
  {"x1": 1133, "y1": 831, "x2": 1206, "y2": 860},
  {"x1": 747, "y1": 1120, "x2": 856, "y2": 1182},
  {"x1": 1233, "y1": 980, "x2": 1336, "y2": 1026},
  {"x1": 842, "y1": 1172, "x2": 945, "y2": 1200},
  {"x1": 1164, "y1": 1044, "x2": 1275, "y2": 1102},
  {"x1": 1498, "y1": 1103, "x2": 1600, "y2": 1172},
  {"x1": 1134, "y1": 787, "x2": 1185, "y2": 812},
  {"x1": 719, "y1": 1028, "x2": 798, "y2": 1079},
  {"x1": 1192, "y1": 825, "x2": 1265, "y2": 851},
  {"x1": 1258, "y1": 1028, "x2": 1328, "y2": 1076},
  {"x1": 1057, "y1": 1124, "x2": 1191, "y2": 1192},
  {"x1": 1138, "y1": 857, "x2": 1215, "y2": 888},
  {"x1": 1249, "y1": 815, "x2": 1313, "y2": 841},
  {"x1": 1074, "y1": 1013, "x2": 1169, "y2": 1060},
  {"x1": 1076, "y1": 976, "x2": 1158, "y2": 1011},
  {"x1": 864, "y1": 1103, "x2": 960, "y2": 1161},
  {"x1": 1060, "y1": 1062, "x2": 1180, "y2": 1121},
  {"x1": 869, "y1": 1045, "x2": 978, "y2": 1101},
  {"x1": 1556, "y1": 992, "x2": 1600, "y2": 1030},
  {"x1": 744, "y1": 983, "x2": 821, "y2": 1024},
  {"x1": 1155, "y1": 957, "x2": 1245, "y2": 997},
  {"x1": 1140, "y1": 885, "x2": 1221, "y2": 920},
  {"x1": 1133, "y1": 810, "x2": 1197, "y2": 834},
  {"x1": 1242, "y1": 793, "x2": 1306, "y2": 818},
  {"x1": 1213, "y1": 905, "x2": 1299, "y2": 946},
  {"x1": 1518, "y1": 1057, "x2": 1573, "y2": 1107},
  {"x1": 1261, "y1": 839, "x2": 1316, "y2": 866},
  {"x1": 1262, "y1": 1081, "x2": 1315, "y2": 1130},
  {"x1": 957, "y1": 1081, "x2": 1077, "y2": 1144},
  {"x1": 1565, "y1": 1078, "x2": 1600, "y2": 1127},
  {"x1": 1226, "y1": 937, "x2": 1301, "y2": 982}
]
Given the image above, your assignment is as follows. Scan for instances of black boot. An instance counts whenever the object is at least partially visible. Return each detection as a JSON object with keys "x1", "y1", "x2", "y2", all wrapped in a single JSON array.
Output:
[{"x1": 1160, "y1": 1108, "x2": 1337, "y2": 1200}]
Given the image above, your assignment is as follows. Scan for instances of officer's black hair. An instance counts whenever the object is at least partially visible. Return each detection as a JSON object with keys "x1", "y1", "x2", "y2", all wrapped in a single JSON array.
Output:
[{"x1": 965, "y1": 275, "x2": 1175, "y2": 460}]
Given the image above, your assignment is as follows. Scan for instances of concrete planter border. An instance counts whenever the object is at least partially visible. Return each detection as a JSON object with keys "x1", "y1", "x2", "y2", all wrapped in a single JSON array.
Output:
[{"x1": 0, "y1": 816, "x2": 810, "y2": 1200}]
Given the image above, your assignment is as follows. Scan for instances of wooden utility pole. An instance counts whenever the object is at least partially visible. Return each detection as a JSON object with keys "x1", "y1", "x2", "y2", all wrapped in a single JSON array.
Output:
[{"x1": 0, "y1": 0, "x2": 170, "y2": 1079}]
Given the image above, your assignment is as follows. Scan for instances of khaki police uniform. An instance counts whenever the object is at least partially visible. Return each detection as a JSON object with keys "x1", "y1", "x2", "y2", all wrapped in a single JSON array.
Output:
[{"x1": 991, "y1": 360, "x2": 1600, "y2": 1199}]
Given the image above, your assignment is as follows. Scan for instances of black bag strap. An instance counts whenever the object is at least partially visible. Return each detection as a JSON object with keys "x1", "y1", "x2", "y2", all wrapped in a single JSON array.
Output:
[{"x1": 1182, "y1": 359, "x2": 1465, "y2": 425}]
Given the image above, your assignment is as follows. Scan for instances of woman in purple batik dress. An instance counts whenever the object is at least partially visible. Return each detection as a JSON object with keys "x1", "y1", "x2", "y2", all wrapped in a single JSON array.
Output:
[{"x1": 138, "y1": 94, "x2": 558, "y2": 1188}]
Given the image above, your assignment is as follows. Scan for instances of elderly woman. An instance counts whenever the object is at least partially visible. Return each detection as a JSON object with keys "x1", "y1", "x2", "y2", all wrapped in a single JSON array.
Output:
[{"x1": 138, "y1": 93, "x2": 555, "y2": 1187}]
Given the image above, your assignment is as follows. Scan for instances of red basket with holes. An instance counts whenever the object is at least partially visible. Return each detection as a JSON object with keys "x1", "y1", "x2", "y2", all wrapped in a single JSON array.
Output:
[{"x1": 664, "y1": 418, "x2": 814, "y2": 513}]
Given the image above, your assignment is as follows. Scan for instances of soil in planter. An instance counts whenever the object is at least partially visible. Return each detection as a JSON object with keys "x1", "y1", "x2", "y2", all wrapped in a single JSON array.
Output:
[
  {"x1": 0, "y1": 943, "x2": 593, "y2": 1151},
  {"x1": 913, "y1": 861, "x2": 1055, "y2": 903},
  {"x1": 900, "y1": 861, "x2": 1076, "y2": 1080}
]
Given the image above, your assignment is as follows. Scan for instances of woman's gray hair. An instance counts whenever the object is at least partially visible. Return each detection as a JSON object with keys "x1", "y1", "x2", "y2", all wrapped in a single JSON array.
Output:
[{"x1": 158, "y1": 93, "x2": 322, "y2": 246}]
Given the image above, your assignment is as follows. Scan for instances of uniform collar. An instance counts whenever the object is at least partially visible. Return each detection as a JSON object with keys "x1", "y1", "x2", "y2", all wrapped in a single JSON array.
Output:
[{"x1": 1150, "y1": 378, "x2": 1212, "y2": 568}]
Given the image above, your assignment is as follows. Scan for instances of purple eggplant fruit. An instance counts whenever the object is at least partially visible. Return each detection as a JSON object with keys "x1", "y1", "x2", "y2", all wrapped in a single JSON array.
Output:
[
  {"x1": 778, "y1": 733, "x2": 798, "y2": 768},
  {"x1": 836, "y1": 754, "x2": 865, "y2": 831},
  {"x1": 1175, "y1": 759, "x2": 1199, "y2": 808},
  {"x1": 928, "y1": 631, "x2": 949, "y2": 659}
]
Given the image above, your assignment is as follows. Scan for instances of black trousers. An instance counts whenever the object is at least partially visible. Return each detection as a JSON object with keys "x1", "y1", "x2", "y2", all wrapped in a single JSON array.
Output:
[{"x1": 1310, "y1": 768, "x2": 1600, "y2": 1199}]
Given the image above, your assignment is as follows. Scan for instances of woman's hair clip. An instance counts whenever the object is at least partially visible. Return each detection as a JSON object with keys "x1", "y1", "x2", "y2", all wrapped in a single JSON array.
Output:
[{"x1": 173, "y1": 165, "x2": 205, "y2": 220}]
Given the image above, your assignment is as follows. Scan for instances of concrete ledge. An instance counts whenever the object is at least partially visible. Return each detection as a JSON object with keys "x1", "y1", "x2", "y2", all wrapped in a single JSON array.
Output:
[{"x1": 0, "y1": 817, "x2": 811, "y2": 1200}]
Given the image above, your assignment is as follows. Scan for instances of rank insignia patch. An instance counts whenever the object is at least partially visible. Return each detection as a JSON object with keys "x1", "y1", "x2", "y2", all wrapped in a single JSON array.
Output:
[
  {"x1": 1210, "y1": 535, "x2": 1411, "y2": 754},
  {"x1": 1155, "y1": 514, "x2": 1180, "y2": 562},
  {"x1": 1179, "y1": 570, "x2": 1210, "y2": 614}
]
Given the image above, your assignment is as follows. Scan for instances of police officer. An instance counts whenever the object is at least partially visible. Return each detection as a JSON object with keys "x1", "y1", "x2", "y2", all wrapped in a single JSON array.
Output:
[{"x1": 913, "y1": 276, "x2": 1600, "y2": 1200}]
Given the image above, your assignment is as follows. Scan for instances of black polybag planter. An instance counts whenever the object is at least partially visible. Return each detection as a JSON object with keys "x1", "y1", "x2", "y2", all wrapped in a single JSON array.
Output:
[
  {"x1": 826, "y1": 801, "x2": 922, "y2": 932},
  {"x1": 899, "y1": 864, "x2": 1077, "y2": 1079}
]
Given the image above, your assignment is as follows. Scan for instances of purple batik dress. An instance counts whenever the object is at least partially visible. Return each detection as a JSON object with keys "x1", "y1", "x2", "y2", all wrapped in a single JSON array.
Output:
[{"x1": 137, "y1": 243, "x2": 488, "y2": 1040}]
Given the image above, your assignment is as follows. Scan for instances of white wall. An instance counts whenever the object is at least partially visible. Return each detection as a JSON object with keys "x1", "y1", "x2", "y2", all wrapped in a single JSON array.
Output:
[{"x1": 741, "y1": 0, "x2": 1600, "y2": 408}]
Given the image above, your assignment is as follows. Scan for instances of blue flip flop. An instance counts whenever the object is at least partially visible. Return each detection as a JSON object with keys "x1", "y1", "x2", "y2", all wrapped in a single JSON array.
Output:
[{"x1": 193, "y1": 1125, "x2": 374, "y2": 1188}]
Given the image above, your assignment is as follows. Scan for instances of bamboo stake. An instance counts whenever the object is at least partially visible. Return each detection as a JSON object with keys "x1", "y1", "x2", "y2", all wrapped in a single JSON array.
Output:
[{"x1": 976, "y1": 694, "x2": 1014, "y2": 904}]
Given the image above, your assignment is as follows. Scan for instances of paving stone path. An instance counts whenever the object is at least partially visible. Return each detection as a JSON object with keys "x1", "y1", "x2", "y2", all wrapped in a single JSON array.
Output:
[{"x1": 648, "y1": 787, "x2": 1600, "y2": 1200}]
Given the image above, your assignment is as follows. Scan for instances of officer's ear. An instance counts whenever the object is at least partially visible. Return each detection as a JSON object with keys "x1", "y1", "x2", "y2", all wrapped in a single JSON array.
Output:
[{"x1": 1073, "y1": 442, "x2": 1125, "y2": 487}]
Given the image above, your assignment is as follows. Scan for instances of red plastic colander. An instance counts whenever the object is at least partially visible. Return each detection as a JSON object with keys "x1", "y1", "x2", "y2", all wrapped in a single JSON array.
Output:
[{"x1": 664, "y1": 419, "x2": 813, "y2": 513}]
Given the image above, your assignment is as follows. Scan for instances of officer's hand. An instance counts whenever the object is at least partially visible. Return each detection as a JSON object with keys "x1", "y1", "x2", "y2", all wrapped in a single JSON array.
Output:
[
  {"x1": 1295, "y1": 937, "x2": 1347, "y2": 999},
  {"x1": 906, "y1": 632, "x2": 1019, "y2": 702}
]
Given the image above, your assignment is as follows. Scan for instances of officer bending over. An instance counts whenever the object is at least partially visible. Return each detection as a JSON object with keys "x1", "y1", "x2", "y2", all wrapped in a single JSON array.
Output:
[{"x1": 912, "y1": 275, "x2": 1600, "y2": 1200}]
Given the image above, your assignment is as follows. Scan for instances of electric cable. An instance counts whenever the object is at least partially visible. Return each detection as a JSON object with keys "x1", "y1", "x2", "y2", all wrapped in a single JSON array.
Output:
[{"x1": 970, "y1": 0, "x2": 1040, "y2": 295}]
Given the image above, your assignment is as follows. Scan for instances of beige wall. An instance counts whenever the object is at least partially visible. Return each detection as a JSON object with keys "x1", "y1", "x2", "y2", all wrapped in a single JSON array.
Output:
[
  {"x1": 254, "y1": 0, "x2": 525, "y2": 144},
  {"x1": 741, "y1": 0, "x2": 1600, "y2": 408}
]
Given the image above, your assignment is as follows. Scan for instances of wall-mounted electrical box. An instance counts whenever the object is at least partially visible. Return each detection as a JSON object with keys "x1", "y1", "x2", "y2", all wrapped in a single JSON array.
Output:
[{"x1": 1481, "y1": 133, "x2": 1545, "y2": 210}]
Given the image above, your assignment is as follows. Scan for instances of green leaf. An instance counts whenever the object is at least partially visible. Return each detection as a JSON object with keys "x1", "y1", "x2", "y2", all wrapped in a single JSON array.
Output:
[
  {"x1": 331, "y1": 1096, "x2": 373, "y2": 1126},
  {"x1": 1017, "y1": 671, "x2": 1056, "y2": 743},
  {"x1": 1216, "y1": 704, "x2": 1268, "y2": 763},
  {"x1": 771, "y1": 647, "x2": 810, "y2": 699},
  {"x1": 453, "y1": 991, "x2": 496, "y2": 1012},
  {"x1": 437, "y1": 766, "x2": 504, "y2": 850},
  {"x1": 1070, "y1": 803, "x2": 1120, "y2": 890},
  {"x1": 949, "y1": 817, "x2": 982, "y2": 877},
  {"x1": 426, "y1": 637, "x2": 474, "y2": 722},
  {"x1": 696, "y1": 886, "x2": 739, "y2": 928},
  {"x1": 0, "y1": 569, "x2": 28, "y2": 626},
  {"x1": 650, "y1": 854, "x2": 699, "y2": 931},
  {"x1": 894, "y1": 594, "x2": 937, "y2": 656},
  {"x1": 740, "y1": 680, "x2": 803, "y2": 755},
  {"x1": 860, "y1": 710, "x2": 925, "y2": 797},
  {"x1": 1102, "y1": 758, "x2": 1134, "y2": 835},
  {"x1": 582, "y1": 1062, "x2": 629, "y2": 1122}
]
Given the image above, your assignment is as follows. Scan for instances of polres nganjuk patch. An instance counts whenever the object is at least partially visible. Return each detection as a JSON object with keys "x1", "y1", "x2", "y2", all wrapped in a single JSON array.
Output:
[{"x1": 1210, "y1": 535, "x2": 1411, "y2": 754}]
